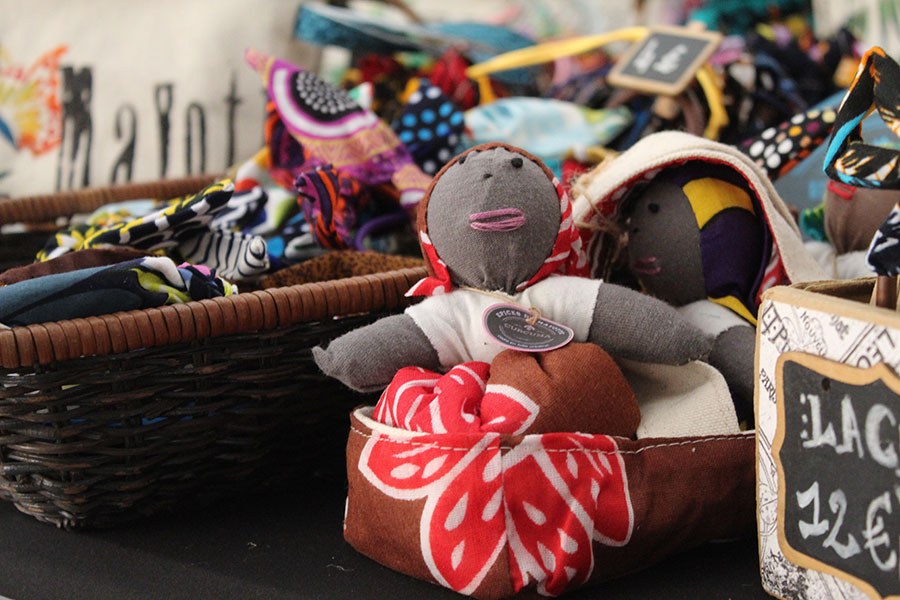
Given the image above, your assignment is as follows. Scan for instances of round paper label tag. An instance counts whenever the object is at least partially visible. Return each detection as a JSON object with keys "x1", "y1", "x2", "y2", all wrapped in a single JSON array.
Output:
[{"x1": 482, "y1": 303, "x2": 574, "y2": 352}]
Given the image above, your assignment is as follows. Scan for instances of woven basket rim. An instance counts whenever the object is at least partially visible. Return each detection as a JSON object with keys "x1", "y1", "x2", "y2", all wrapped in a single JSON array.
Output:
[
  {"x1": 0, "y1": 267, "x2": 427, "y2": 369},
  {"x1": 0, "y1": 175, "x2": 219, "y2": 224},
  {"x1": 0, "y1": 176, "x2": 429, "y2": 368}
]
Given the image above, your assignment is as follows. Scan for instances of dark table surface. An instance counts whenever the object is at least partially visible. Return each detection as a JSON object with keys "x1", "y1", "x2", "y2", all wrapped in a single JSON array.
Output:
[{"x1": 0, "y1": 447, "x2": 773, "y2": 600}]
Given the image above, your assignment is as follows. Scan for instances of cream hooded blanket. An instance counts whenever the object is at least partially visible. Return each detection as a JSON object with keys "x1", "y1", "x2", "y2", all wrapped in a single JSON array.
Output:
[{"x1": 572, "y1": 131, "x2": 827, "y2": 437}]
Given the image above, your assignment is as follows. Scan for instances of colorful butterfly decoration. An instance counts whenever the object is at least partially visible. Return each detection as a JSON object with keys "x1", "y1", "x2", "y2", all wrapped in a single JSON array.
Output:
[{"x1": 0, "y1": 45, "x2": 67, "y2": 157}]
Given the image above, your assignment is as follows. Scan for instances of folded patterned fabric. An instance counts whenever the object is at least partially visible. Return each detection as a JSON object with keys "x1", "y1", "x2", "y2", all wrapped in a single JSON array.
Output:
[
  {"x1": 374, "y1": 343, "x2": 639, "y2": 438},
  {"x1": 262, "y1": 212, "x2": 325, "y2": 271},
  {"x1": 346, "y1": 54, "x2": 413, "y2": 126},
  {"x1": 210, "y1": 181, "x2": 268, "y2": 232},
  {"x1": 264, "y1": 102, "x2": 312, "y2": 191},
  {"x1": 175, "y1": 229, "x2": 269, "y2": 281},
  {"x1": 230, "y1": 147, "x2": 304, "y2": 237},
  {"x1": 0, "y1": 256, "x2": 235, "y2": 327},
  {"x1": 86, "y1": 199, "x2": 166, "y2": 228},
  {"x1": 37, "y1": 180, "x2": 235, "y2": 261},
  {"x1": 741, "y1": 107, "x2": 837, "y2": 181},
  {"x1": 246, "y1": 49, "x2": 432, "y2": 211},
  {"x1": 867, "y1": 202, "x2": 900, "y2": 275},
  {"x1": 82, "y1": 180, "x2": 236, "y2": 251},
  {"x1": 296, "y1": 164, "x2": 370, "y2": 249},
  {"x1": 428, "y1": 48, "x2": 500, "y2": 111}
]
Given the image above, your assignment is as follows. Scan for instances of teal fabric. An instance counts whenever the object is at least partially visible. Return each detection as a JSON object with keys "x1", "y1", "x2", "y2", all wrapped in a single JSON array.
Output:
[{"x1": 463, "y1": 98, "x2": 632, "y2": 171}]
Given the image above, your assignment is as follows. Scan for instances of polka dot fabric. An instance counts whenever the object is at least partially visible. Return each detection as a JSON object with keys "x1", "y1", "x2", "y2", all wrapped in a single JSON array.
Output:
[
  {"x1": 392, "y1": 80, "x2": 464, "y2": 175},
  {"x1": 741, "y1": 107, "x2": 837, "y2": 181},
  {"x1": 290, "y1": 70, "x2": 361, "y2": 123}
]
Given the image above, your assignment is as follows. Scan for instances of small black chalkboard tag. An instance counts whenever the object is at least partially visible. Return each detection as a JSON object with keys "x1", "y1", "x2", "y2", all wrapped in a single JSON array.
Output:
[
  {"x1": 482, "y1": 303, "x2": 573, "y2": 352},
  {"x1": 607, "y1": 26, "x2": 722, "y2": 96},
  {"x1": 774, "y1": 352, "x2": 900, "y2": 600}
]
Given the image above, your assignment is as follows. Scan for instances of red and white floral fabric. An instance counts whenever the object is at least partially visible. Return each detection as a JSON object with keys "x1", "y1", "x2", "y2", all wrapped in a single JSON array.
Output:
[
  {"x1": 347, "y1": 321, "x2": 755, "y2": 597},
  {"x1": 373, "y1": 363, "x2": 540, "y2": 436},
  {"x1": 362, "y1": 358, "x2": 636, "y2": 597},
  {"x1": 346, "y1": 408, "x2": 757, "y2": 598},
  {"x1": 357, "y1": 427, "x2": 633, "y2": 597}
]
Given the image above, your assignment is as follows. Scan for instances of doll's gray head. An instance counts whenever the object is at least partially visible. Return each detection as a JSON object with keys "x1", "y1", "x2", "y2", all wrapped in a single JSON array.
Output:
[
  {"x1": 626, "y1": 180, "x2": 707, "y2": 307},
  {"x1": 426, "y1": 145, "x2": 560, "y2": 294},
  {"x1": 625, "y1": 168, "x2": 767, "y2": 313}
]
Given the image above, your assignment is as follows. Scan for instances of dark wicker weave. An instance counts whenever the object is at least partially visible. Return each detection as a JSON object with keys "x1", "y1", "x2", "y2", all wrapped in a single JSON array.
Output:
[{"x1": 0, "y1": 178, "x2": 428, "y2": 528}]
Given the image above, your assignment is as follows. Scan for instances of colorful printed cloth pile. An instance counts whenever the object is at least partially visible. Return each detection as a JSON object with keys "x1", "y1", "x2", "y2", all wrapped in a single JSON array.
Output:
[{"x1": 0, "y1": 256, "x2": 235, "y2": 327}]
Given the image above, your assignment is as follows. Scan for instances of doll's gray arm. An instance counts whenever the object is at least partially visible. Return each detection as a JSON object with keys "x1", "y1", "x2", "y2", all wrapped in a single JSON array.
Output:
[
  {"x1": 707, "y1": 324, "x2": 756, "y2": 426},
  {"x1": 312, "y1": 314, "x2": 441, "y2": 393},
  {"x1": 587, "y1": 283, "x2": 712, "y2": 365}
]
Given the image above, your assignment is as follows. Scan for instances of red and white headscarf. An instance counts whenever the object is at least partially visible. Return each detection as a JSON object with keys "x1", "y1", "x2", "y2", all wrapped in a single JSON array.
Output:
[{"x1": 406, "y1": 143, "x2": 589, "y2": 297}]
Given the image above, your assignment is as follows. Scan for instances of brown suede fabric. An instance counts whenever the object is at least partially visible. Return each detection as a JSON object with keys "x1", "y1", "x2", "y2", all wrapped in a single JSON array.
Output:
[
  {"x1": 487, "y1": 344, "x2": 639, "y2": 437},
  {"x1": 259, "y1": 251, "x2": 424, "y2": 288},
  {"x1": 0, "y1": 248, "x2": 153, "y2": 286}
]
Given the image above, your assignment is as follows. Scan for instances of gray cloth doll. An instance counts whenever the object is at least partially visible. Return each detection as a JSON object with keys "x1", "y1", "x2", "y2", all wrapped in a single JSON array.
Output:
[{"x1": 314, "y1": 143, "x2": 711, "y2": 393}]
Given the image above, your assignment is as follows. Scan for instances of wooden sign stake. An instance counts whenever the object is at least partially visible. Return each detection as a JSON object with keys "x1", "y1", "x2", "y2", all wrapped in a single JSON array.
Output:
[{"x1": 873, "y1": 275, "x2": 899, "y2": 310}]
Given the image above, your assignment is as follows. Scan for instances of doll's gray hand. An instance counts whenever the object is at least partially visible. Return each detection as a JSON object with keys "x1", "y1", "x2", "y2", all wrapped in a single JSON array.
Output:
[
  {"x1": 313, "y1": 314, "x2": 441, "y2": 393},
  {"x1": 707, "y1": 324, "x2": 756, "y2": 426},
  {"x1": 588, "y1": 283, "x2": 712, "y2": 365}
]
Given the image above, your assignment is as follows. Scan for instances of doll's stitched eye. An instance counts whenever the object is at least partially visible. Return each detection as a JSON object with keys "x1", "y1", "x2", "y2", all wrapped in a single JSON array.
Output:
[
  {"x1": 511, "y1": 157, "x2": 523, "y2": 168},
  {"x1": 458, "y1": 155, "x2": 467, "y2": 165},
  {"x1": 632, "y1": 227, "x2": 640, "y2": 234},
  {"x1": 648, "y1": 202, "x2": 660, "y2": 214}
]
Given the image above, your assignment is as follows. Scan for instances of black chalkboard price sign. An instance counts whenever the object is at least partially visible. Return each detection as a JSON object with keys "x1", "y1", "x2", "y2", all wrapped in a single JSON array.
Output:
[
  {"x1": 774, "y1": 352, "x2": 900, "y2": 600},
  {"x1": 607, "y1": 26, "x2": 722, "y2": 96}
]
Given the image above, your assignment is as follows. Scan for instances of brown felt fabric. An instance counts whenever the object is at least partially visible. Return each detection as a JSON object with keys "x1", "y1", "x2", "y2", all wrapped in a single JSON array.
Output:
[
  {"x1": 486, "y1": 344, "x2": 639, "y2": 437},
  {"x1": 0, "y1": 248, "x2": 153, "y2": 286},
  {"x1": 589, "y1": 433, "x2": 757, "y2": 583},
  {"x1": 259, "y1": 251, "x2": 424, "y2": 289}
]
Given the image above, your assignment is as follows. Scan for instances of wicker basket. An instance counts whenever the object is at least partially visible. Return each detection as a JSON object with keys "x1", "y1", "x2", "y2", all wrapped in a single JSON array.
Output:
[{"x1": 0, "y1": 177, "x2": 427, "y2": 528}]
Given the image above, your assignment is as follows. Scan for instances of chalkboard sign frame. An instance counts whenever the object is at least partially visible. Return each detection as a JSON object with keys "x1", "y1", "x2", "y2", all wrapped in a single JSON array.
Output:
[
  {"x1": 607, "y1": 25, "x2": 722, "y2": 97},
  {"x1": 773, "y1": 351, "x2": 900, "y2": 600}
]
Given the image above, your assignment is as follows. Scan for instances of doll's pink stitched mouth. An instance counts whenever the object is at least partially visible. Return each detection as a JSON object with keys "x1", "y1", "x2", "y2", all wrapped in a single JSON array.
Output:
[
  {"x1": 631, "y1": 257, "x2": 661, "y2": 275},
  {"x1": 469, "y1": 208, "x2": 526, "y2": 232}
]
